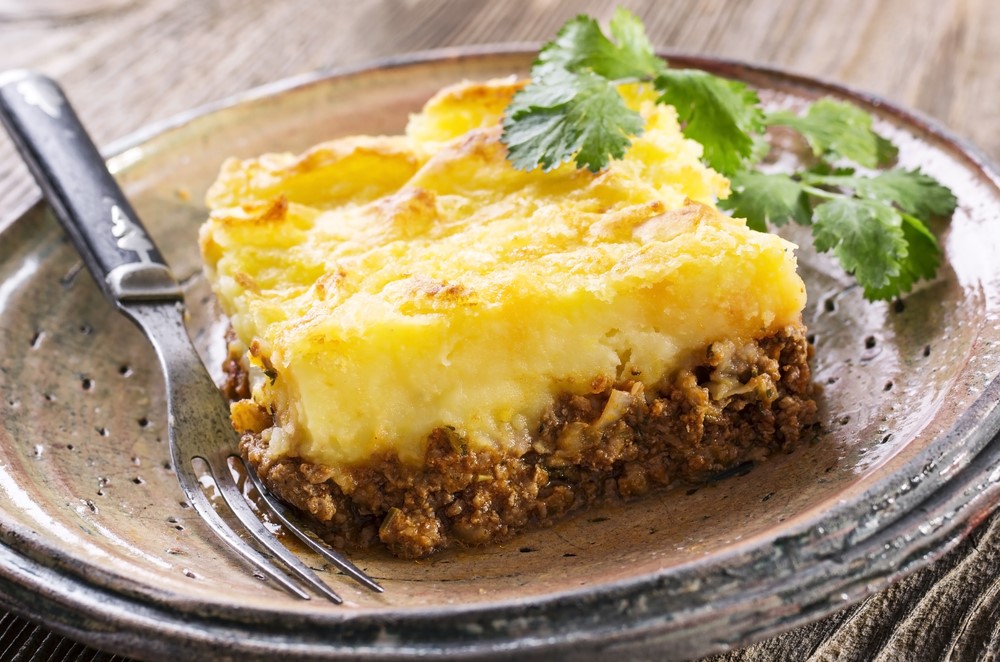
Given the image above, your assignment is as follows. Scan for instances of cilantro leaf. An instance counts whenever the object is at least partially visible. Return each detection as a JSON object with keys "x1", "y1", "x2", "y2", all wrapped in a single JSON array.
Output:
[
  {"x1": 768, "y1": 98, "x2": 895, "y2": 168},
  {"x1": 865, "y1": 212, "x2": 941, "y2": 300},
  {"x1": 535, "y1": 8, "x2": 663, "y2": 80},
  {"x1": 812, "y1": 198, "x2": 908, "y2": 299},
  {"x1": 502, "y1": 68, "x2": 645, "y2": 172},
  {"x1": 805, "y1": 168, "x2": 957, "y2": 218},
  {"x1": 654, "y1": 69, "x2": 765, "y2": 175},
  {"x1": 720, "y1": 171, "x2": 811, "y2": 232},
  {"x1": 607, "y1": 8, "x2": 665, "y2": 78},
  {"x1": 875, "y1": 134, "x2": 900, "y2": 166},
  {"x1": 853, "y1": 168, "x2": 957, "y2": 217}
]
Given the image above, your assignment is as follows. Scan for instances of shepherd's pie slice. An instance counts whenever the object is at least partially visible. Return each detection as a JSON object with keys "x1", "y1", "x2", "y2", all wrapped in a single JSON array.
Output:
[{"x1": 199, "y1": 79, "x2": 816, "y2": 557}]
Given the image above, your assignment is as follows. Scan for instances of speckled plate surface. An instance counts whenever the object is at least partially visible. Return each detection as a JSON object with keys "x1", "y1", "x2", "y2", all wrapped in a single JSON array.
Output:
[{"x1": 1, "y1": 48, "x2": 1000, "y2": 661}]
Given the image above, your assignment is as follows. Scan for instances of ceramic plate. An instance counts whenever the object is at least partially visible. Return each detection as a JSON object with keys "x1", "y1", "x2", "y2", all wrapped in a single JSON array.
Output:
[{"x1": 1, "y1": 48, "x2": 1000, "y2": 661}]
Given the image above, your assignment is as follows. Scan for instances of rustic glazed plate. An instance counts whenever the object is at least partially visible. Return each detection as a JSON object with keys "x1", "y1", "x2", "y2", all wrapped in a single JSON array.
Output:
[{"x1": 1, "y1": 48, "x2": 1000, "y2": 661}]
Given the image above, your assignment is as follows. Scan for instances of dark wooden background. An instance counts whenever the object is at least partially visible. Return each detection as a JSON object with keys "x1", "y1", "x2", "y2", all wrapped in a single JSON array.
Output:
[{"x1": 0, "y1": 0, "x2": 997, "y2": 659}]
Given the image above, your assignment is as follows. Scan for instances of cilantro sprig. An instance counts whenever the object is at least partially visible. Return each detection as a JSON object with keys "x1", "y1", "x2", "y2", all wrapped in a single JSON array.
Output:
[
  {"x1": 720, "y1": 135, "x2": 955, "y2": 300},
  {"x1": 502, "y1": 8, "x2": 763, "y2": 176},
  {"x1": 500, "y1": 8, "x2": 958, "y2": 301}
]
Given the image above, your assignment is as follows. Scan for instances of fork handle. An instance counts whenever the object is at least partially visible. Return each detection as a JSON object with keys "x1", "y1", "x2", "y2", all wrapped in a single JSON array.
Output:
[{"x1": 0, "y1": 70, "x2": 182, "y2": 305}]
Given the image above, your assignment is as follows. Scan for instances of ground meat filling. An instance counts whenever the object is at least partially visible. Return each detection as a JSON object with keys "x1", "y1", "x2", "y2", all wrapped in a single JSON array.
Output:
[{"x1": 232, "y1": 325, "x2": 817, "y2": 558}]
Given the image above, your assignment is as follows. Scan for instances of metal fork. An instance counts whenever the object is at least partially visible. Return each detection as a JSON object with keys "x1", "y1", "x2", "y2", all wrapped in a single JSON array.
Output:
[{"x1": 0, "y1": 71, "x2": 383, "y2": 602}]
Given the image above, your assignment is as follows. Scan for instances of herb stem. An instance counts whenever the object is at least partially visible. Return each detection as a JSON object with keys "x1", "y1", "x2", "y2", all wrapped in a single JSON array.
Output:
[
  {"x1": 609, "y1": 76, "x2": 654, "y2": 86},
  {"x1": 800, "y1": 184, "x2": 841, "y2": 201}
]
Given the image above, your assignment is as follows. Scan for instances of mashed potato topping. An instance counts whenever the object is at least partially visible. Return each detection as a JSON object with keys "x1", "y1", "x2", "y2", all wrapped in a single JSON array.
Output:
[{"x1": 200, "y1": 79, "x2": 806, "y2": 469}]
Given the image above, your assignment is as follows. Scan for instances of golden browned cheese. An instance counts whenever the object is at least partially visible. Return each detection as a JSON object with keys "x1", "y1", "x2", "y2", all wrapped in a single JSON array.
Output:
[{"x1": 199, "y1": 79, "x2": 807, "y2": 476}]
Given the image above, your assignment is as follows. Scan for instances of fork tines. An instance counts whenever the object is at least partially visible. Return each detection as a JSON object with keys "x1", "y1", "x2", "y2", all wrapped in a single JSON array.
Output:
[{"x1": 178, "y1": 450, "x2": 383, "y2": 603}]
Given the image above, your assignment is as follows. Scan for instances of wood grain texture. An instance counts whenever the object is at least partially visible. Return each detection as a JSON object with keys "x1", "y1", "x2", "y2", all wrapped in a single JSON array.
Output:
[{"x1": 0, "y1": 1, "x2": 997, "y2": 660}]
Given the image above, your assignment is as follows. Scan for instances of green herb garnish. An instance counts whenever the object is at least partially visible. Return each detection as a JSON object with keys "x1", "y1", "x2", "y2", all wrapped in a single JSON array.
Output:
[{"x1": 500, "y1": 8, "x2": 957, "y2": 301}]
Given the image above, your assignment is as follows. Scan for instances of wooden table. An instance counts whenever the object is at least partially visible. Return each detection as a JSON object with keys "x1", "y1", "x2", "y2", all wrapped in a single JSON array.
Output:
[{"x1": 0, "y1": 0, "x2": 997, "y2": 659}]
